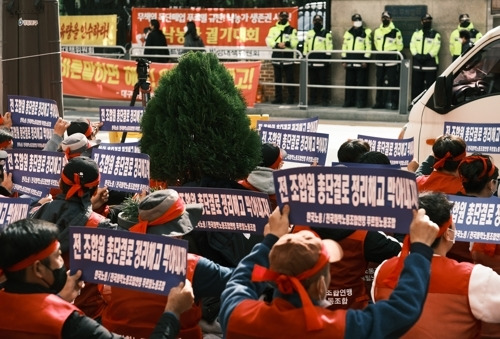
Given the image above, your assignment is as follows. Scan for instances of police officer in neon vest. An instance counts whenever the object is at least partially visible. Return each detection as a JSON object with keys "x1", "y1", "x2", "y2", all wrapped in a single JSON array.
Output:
[{"x1": 449, "y1": 14, "x2": 482, "y2": 61}]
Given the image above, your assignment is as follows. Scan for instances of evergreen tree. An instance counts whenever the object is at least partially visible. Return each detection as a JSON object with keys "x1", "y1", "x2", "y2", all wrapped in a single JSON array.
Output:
[{"x1": 140, "y1": 52, "x2": 262, "y2": 185}]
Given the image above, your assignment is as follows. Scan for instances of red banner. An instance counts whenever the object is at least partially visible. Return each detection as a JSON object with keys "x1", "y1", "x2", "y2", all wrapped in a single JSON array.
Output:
[
  {"x1": 131, "y1": 7, "x2": 298, "y2": 47},
  {"x1": 61, "y1": 52, "x2": 261, "y2": 107}
]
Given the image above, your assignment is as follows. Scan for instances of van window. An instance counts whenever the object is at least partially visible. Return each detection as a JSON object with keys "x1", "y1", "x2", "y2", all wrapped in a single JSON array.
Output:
[{"x1": 452, "y1": 39, "x2": 500, "y2": 105}]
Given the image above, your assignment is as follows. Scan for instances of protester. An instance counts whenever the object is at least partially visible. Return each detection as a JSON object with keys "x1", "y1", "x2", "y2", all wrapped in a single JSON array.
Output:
[
  {"x1": 372, "y1": 11, "x2": 403, "y2": 110},
  {"x1": 341, "y1": 13, "x2": 372, "y2": 108},
  {"x1": 102, "y1": 189, "x2": 233, "y2": 339},
  {"x1": 460, "y1": 29, "x2": 474, "y2": 55},
  {"x1": 336, "y1": 139, "x2": 370, "y2": 163},
  {"x1": 373, "y1": 191, "x2": 500, "y2": 338},
  {"x1": 220, "y1": 204, "x2": 439, "y2": 338},
  {"x1": 265, "y1": 11, "x2": 298, "y2": 105},
  {"x1": 238, "y1": 142, "x2": 286, "y2": 210},
  {"x1": 410, "y1": 13, "x2": 441, "y2": 100},
  {"x1": 31, "y1": 156, "x2": 117, "y2": 319},
  {"x1": 303, "y1": 14, "x2": 333, "y2": 106},
  {"x1": 60, "y1": 132, "x2": 99, "y2": 159},
  {"x1": 450, "y1": 14, "x2": 482, "y2": 61},
  {"x1": 145, "y1": 19, "x2": 170, "y2": 63},
  {"x1": 67, "y1": 117, "x2": 102, "y2": 141},
  {"x1": 0, "y1": 218, "x2": 193, "y2": 338}
]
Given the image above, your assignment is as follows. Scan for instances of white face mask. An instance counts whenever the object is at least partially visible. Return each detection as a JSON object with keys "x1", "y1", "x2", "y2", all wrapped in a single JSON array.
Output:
[
  {"x1": 183, "y1": 26, "x2": 188, "y2": 33},
  {"x1": 353, "y1": 21, "x2": 362, "y2": 28}
]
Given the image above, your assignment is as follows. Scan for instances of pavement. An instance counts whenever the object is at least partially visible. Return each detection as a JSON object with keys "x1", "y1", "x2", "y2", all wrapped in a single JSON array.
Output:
[{"x1": 62, "y1": 97, "x2": 410, "y2": 124}]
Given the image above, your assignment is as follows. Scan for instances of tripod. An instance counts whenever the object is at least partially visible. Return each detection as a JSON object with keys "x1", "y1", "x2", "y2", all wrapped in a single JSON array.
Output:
[{"x1": 121, "y1": 58, "x2": 152, "y2": 143}]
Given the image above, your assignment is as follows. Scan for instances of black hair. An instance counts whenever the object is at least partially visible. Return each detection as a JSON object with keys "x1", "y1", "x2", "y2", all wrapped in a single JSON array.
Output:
[
  {"x1": 337, "y1": 139, "x2": 370, "y2": 162},
  {"x1": 0, "y1": 219, "x2": 59, "y2": 282},
  {"x1": 418, "y1": 192, "x2": 454, "y2": 248},
  {"x1": 184, "y1": 21, "x2": 200, "y2": 40},
  {"x1": 458, "y1": 153, "x2": 498, "y2": 194},
  {"x1": 150, "y1": 19, "x2": 160, "y2": 31},
  {"x1": 459, "y1": 29, "x2": 471, "y2": 40},
  {"x1": 358, "y1": 151, "x2": 391, "y2": 165},
  {"x1": 432, "y1": 134, "x2": 467, "y2": 172}
]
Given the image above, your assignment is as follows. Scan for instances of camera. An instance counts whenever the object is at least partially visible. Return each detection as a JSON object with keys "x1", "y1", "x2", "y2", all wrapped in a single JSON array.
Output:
[{"x1": 136, "y1": 58, "x2": 150, "y2": 82}]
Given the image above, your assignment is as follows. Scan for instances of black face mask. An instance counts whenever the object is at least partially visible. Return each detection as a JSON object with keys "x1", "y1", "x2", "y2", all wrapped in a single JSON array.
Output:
[
  {"x1": 43, "y1": 263, "x2": 68, "y2": 293},
  {"x1": 382, "y1": 19, "x2": 391, "y2": 26},
  {"x1": 422, "y1": 22, "x2": 432, "y2": 30},
  {"x1": 279, "y1": 18, "x2": 288, "y2": 25},
  {"x1": 314, "y1": 22, "x2": 323, "y2": 31},
  {"x1": 460, "y1": 20, "x2": 470, "y2": 28}
]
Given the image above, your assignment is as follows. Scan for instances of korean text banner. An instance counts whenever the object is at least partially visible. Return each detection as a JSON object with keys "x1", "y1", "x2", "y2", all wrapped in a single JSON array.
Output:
[
  {"x1": 60, "y1": 15, "x2": 117, "y2": 45},
  {"x1": 8, "y1": 95, "x2": 59, "y2": 149},
  {"x1": 448, "y1": 194, "x2": 500, "y2": 244},
  {"x1": 92, "y1": 148, "x2": 150, "y2": 194},
  {"x1": 70, "y1": 227, "x2": 188, "y2": 295},
  {"x1": 6, "y1": 150, "x2": 64, "y2": 198},
  {"x1": 174, "y1": 187, "x2": 271, "y2": 234},
  {"x1": 444, "y1": 122, "x2": 500, "y2": 154},
  {"x1": 260, "y1": 127, "x2": 329, "y2": 166},
  {"x1": 256, "y1": 116, "x2": 319, "y2": 133},
  {"x1": 358, "y1": 134, "x2": 414, "y2": 167},
  {"x1": 99, "y1": 142, "x2": 141, "y2": 154},
  {"x1": 0, "y1": 198, "x2": 32, "y2": 231},
  {"x1": 132, "y1": 7, "x2": 298, "y2": 47},
  {"x1": 99, "y1": 106, "x2": 144, "y2": 132},
  {"x1": 273, "y1": 166, "x2": 419, "y2": 233},
  {"x1": 61, "y1": 52, "x2": 261, "y2": 107}
]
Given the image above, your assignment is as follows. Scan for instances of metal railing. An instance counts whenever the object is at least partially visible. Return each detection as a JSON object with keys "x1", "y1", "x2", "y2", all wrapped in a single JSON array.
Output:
[{"x1": 64, "y1": 44, "x2": 410, "y2": 114}]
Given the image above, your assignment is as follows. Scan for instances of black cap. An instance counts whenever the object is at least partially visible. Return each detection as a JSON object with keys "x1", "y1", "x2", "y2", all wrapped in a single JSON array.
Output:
[
  {"x1": 459, "y1": 13, "x2": 470, "y2": 22},
  {"x1": 381, "y1": 11, "x2": 391, "y2": 19},
  {"x1": 279, "y1": 11, "x2": 288, "y2": 17},
  {"x1": 352, "y1": 14, "x2": 362, "y2": 21},
  {"x1": 313, "y1": 14, "x2": 323, "y2": 21},
  {"x1": 421, "y1": 13, "x2": 432, "y2": 20}
]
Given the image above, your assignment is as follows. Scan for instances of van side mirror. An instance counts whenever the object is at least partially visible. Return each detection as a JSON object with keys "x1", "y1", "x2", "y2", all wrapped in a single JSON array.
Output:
[{"x1": 434, "y1": 75, "x2": 452, "y2": 110}]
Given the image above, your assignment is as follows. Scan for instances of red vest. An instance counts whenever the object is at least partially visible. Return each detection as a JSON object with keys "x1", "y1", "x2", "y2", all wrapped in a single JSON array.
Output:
[
  {"x1": 0, "y1": 292, "x2": 81, "y2": 338},
  {"x1": 326, "y1": 230, "x2": 369, "y2": 310},
  {"x1": 374, "y1": 255, "x2": 480, "y2": 339},
  {"x1": 226, "y1": 298, "x2": 347, "y2": 339},
  {"x1": 101, "y1": 253, "x2": 202, "y2": 339},
  {"x1": 416, "y1": 171, "x2": 465, "y2": 195}
]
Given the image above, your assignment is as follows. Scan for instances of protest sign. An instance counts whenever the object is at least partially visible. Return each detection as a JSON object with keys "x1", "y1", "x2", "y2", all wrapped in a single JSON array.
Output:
[
  {"x1": 274, "y1": 165, "x2": 418, "y2": 233},
  {"x1": 174, "y1": 187, "x2": 271, "y2": 234},
  {"x1": 256, "y1": 117, "x2": 319, "y2": 133},
  {"x1": 99, "y1": 142, "x2": 141, "y2": 153},
  {"x1": 260, "y1": 127, "x2": 329, "y2": 166},
  {"x1": 92, "y1": 148, "x2": 150, "y2": 194},
  {"x1": 70, "y1": 227, "x2": 188, "y2": 295},
  {"x1": 358, "y1": 134, "x2": 414, "y2": 167},
  {"x1": 0, "y1": 197, "x2": 32, "y2": 230},
  {"x1": 444, "y1": 122, "x2": 500, "y2": 154},
  {"x1": 99, "y1": 106, "x2": 144, "y2": 132}
]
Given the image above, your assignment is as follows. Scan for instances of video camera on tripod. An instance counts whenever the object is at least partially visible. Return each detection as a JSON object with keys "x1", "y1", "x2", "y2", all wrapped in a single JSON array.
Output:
[{"x1": 136, "y1": 58, "x2": 150, "y2": 83}]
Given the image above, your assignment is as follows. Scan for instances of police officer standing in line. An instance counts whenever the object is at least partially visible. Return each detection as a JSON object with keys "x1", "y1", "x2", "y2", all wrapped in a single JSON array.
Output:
[
  {"x1": 449, "y1": 14, "x2": 482, "y2": 61},
  {"x1": 410, "y1": 13, "x2": 441, "y2": 100},
  {"x1": 341, "y1": 13, "x2": 372, "y2": 108},
  {"x1": 372, "y1": 11, "x2": 403, "y2": 110},
  {"x1": 303, "y1": 14, "x2": 333, "y2": 106},
  {"x1": 266, "y1": 11, "x2": 299, "y2": 105}
]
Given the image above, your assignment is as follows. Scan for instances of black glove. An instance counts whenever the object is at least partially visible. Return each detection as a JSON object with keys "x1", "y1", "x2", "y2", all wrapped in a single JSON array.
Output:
[{"x1": 413, "y1": 54, "x2": 424, "y2": 62}]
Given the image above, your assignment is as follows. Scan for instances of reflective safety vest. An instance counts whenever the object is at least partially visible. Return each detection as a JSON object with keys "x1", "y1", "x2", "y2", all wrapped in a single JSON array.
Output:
[
  {"x1": 341, "y1": 26, "x2": 372, "y2": 63},
  {"x1": 449, "y1": 23, "x2": 482, "y2": 57},
  {"x1": 410, "y1": 28, "x2": 441, "y2": 70},
  {"x1": 303, "y1": 28, "x2": 333, "y2": 66},
  {"x1": 373, "y1": 22, "x2": 403, "y2": 67},
  {"x1": 265, "y1": 22, "x2": 298, "y2": 65}
]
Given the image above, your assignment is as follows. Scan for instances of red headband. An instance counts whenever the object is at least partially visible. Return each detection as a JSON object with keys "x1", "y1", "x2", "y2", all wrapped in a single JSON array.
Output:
[
  {"x1": 384, "y1": 216, "x2": 452, "y2": 288},
  {"x1": 459, "y1": 155, "x2": 496, "y2": 182},
  {"x1": 251, "y1": 245, "x2": 330, "y2": 331},
  {"x1": 433, "y1": 151, "x2": 466, "y2": 170},
  {"x1": 61, "y1": 171, "x2": 100, "y2": 200},
  {"x1": 0, "y1": 140, "x2": 12, "y2": 150},
  {"x1": 6, "y1": 240, "x2": 59, "y2": 272},
  {"x1": 64, "y1": 141, "x2": 91, "y2": 159},
  {"x1": 129, "y1": 197, "x2": 185, "y2": 234},
  {"x1": 84, "y1": 120, "x2": 93, "y2": 138},
  {"x1": 270, "y1": 151, "x2": 284, "y2": 169}
]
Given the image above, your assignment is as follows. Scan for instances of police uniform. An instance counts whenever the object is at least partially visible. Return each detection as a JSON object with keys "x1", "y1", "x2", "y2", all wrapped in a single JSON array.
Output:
[
  {"x1": 410, "y1": 13, "x2": 441, "y2": 100},
  {"x1": 372, "y1": 11, "x2": 403, "y2": 110},
  {"x1": 449, "y1": 14, "x2": 482, "y2": 61},
  {"x1": 265, "y1": 11, "x2": 299, "y2": 104},
  {"x1": 303, "y1": 15, "x2": 333, "y2": 106},
  {"x1": 341, "y1": 13, "x2": 372, "y2": 108}
]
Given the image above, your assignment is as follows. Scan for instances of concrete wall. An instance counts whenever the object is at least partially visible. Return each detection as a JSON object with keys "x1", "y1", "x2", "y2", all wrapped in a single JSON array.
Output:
[{"x1": 325, "y1": 0, "x2": 489, "y2": 105}]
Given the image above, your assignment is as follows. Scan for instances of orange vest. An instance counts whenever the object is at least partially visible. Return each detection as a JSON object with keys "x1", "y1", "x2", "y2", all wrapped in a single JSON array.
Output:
[
  {"x1": 101, "y1": 253, "x2": 202, "y2": 339},
  {"x1": 327, "y1": 230, "x2": 369, "y2": 310},
  {"x1": 416, "y1": 171, "x2": 465, "y2": 195},
  {"x1": 0, "y1": 292, "x2": 81, "y2": 338},
  {"x1": 226, "y1": 298, "x2": 347, "y2": 339},
  {"x1": 373, "y1": 255, "x2": 480, "y2": 338}
]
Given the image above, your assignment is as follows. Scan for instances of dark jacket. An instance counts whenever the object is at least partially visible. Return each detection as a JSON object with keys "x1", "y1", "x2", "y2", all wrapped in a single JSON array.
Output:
[{"x1": 145, "y1": 29, "x2": 169, "y2": 63}]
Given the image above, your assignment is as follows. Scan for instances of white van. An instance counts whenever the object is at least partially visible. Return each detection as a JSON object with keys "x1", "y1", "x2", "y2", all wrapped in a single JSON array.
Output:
[{"x1": 402, "y1": 25, "x2": 500, "y2": 165}]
